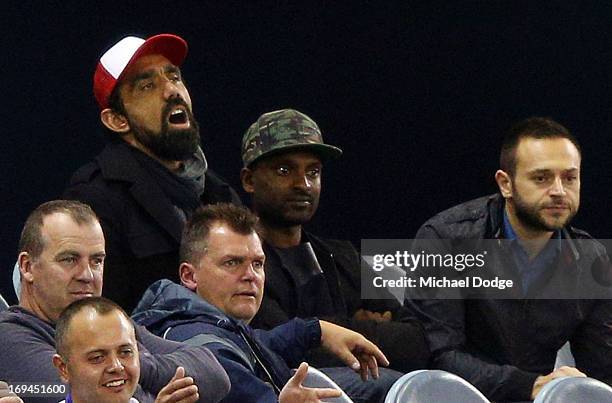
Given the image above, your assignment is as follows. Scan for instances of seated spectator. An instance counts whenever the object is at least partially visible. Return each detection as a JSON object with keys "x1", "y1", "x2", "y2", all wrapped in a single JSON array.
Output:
[
  {"x1": 53, "y1": 297, "x2": 198, "y2": 403},
  {"x1": 133, "y1": 203, "x2": 401, "y2": 403},
  {"x1": 0, "y1": 200, "x2": 230, "y2": 403},
  {"x1": 404, "y1": 117, "x2": 612, "y2": 401},
  {"x1": 239, "y1": 109, "x2": 429, "y2": 372}
]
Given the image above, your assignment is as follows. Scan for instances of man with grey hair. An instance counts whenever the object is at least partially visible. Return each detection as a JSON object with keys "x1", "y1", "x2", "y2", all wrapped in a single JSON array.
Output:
[{"x1": 0, "y1": 200, "x2": 230, "y2": 403}]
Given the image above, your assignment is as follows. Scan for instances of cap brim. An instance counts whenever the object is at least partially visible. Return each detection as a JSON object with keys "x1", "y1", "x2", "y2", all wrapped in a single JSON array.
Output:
[
  {"x1": 119, "y1": 34, "x2": 188, "y2": 82},
  {"x1": 247, "y1": 143, "x2": 343, "y2": 167}
]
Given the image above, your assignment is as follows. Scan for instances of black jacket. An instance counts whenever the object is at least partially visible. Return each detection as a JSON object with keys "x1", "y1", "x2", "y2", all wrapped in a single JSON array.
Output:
[
  {"x1": 251, "y1": 231, "x2": 430, "y2": 373},
  {"x1": 404, "y1": 193, "x2": 612, "y2": 402},
  {"x1": 63, "y1": 142, "x2": 241, "y2": 311}
]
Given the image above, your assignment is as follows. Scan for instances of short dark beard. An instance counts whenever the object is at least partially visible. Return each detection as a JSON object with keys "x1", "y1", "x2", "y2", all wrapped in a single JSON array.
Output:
[
  {"x1": 512, "y1": 191, "x2": 576, "y2": 232},
  {"x1": 130, "y1": 98, "x2": 201, "y2": 161}
]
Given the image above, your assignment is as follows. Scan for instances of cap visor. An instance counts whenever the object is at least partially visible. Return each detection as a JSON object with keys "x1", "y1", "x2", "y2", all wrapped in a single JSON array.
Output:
[{"x1": 248, "y1": 143, "x2": 343, "y2": 167}]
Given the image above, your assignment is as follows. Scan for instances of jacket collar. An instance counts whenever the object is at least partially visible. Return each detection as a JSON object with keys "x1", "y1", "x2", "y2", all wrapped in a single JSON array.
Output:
[
  {"x1": 132, "y1": 279, "x2": 241, "y2": 331},
  {"x1": 95, "y1": 142, "x2": 185, "y2": 242}
]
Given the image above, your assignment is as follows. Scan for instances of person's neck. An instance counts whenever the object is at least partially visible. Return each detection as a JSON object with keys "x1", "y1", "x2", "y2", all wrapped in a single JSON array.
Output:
[
  {"x1": 124, "y1": 137, "x2": 183, "y2": 172},
  {"x1": 19, "y1": 293, "x2": 55, "y2": 324},
  {"x1": 505, "y1": 203, "x2": 554, "y2": 259},
  {"x1": 257, "y1": 220, "x2": 302, "y2": 248}
]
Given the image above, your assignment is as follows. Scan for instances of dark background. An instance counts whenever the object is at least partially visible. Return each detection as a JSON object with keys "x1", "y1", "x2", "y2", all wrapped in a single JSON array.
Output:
[{"x1": 2, "y1": 1, "x2": 612, "y2": 303}]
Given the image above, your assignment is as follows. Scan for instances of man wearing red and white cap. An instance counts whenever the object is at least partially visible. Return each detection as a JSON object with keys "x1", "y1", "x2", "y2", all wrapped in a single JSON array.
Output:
[{"x1": 64, "y1": 34, "x2": 241, "y2": 312}]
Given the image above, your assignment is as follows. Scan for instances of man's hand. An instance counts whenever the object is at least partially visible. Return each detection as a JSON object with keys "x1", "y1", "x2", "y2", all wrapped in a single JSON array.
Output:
[
  {"x1": 531, "y1": 366, "x2": 586, "y2": 399},
  {"x1": 0, "y1": 382, "x2": 23, "y2": 403},
  {"x1": 353, "y1": 309, "x2": 392, "y2": 323},
  {"x1": 155, "y1": 367, "x2": 199, "y2": 403},
  {"x1": 279, "y1": 362, "x2": 343, "y2": 403},
  {"x1": 319, "y1": 320, "x2": 390, "y2": 381}
]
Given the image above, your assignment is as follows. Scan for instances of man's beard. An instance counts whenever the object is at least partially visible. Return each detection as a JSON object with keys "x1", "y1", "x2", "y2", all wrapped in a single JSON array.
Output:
[
  {"x1": 130, "y1": 99, "x2": 201, "y2": 161},
  {"x1": 512, "y1": 191, "x2": 577, "y2": 232}
]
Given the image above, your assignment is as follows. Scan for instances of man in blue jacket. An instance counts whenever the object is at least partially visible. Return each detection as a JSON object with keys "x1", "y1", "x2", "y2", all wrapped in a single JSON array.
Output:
[{"x1": 133, "y1": 203, "x2": 400, "y2": 403}]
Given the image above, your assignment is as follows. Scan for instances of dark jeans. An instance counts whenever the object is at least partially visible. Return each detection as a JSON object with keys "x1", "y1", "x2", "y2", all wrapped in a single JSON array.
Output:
[{"x1": 321, "y1": 367, "x2": 403, "y2": 403}]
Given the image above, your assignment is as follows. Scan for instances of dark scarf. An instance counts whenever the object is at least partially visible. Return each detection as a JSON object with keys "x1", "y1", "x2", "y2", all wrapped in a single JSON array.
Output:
[{"x1": 129, "y1": 145, "x2": 207, "y2": 216}]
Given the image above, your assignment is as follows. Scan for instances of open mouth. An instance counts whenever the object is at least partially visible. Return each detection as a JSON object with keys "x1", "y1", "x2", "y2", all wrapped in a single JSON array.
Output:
[
  {"x1": 167, "y1": 107, "x2": 189, "y2": 125},
  {"x1": 104, "y1": 379, "x2": 127, "y2": 388}
]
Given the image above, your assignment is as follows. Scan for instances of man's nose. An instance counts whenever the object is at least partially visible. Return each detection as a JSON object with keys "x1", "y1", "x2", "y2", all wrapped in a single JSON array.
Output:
[
  {"x1": 241, "y1": 263, "x2": 262, "y2": 281},
  {"x1": 292, "y1": 173, "x2": 312, "y2": 190},
  {"x1": 106, "y1": 355, "x2": 125, "y2": 373},
  {"x1": 549, "y1": 177, "x2": 567, "y2": 196},
  {"x1": 162, "y1": 78, "x2": 181, "y2": 100},
  {"x1": 75, "y1": 261, "x2": 94, "y2": 282}
]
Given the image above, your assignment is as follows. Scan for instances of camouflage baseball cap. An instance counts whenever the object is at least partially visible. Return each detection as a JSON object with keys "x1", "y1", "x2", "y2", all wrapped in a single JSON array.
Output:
[{"x1": 241, "y1": 109, "x2": 343, "y2": 167}]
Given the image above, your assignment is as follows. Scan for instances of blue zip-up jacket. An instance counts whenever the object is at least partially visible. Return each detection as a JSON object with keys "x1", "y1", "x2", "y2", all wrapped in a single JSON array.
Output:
[{"x1": 132, "y1": 279, "x2": 322, "y2": 403}]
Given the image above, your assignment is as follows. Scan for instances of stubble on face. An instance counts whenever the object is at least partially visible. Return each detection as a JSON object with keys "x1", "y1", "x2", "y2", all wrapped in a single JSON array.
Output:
[{"x1": 511, "y1": 186, "x2": 577, "y2": 232}]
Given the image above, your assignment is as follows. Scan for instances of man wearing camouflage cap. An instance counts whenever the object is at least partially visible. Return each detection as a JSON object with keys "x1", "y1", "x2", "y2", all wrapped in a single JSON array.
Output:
[{"x1": 240, "y1": 109, "x2": 430, "y2": 375}]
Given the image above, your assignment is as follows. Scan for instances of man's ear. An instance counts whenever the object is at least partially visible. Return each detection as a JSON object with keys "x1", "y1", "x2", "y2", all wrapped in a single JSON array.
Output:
[
  {"x1": 240, "y1": 167, "x2": 254, "y2": 194},
  {"x1": 52, "y1": 354, "x2": 70, "y2": 383},
  {"x1": 100, "y1": 108, "x2": 130, "y2": 134},
  {"x1": 179, "y1": 263, "x2": 198, "y2": 291},
  {"x1": 495, "y1": 169, "x2": 513, "y2": 199},
  {"x1": 18, "y1": 252, "x2": 34, "y2": 284}
]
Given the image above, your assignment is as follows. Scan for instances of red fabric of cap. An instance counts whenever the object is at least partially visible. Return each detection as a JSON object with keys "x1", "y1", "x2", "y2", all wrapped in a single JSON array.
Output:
[{"x1": 93, "y1": 34, "x2": 188, "y2": 109}]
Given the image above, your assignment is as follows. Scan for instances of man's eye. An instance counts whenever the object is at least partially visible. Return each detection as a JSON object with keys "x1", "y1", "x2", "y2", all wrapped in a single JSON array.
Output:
[
  {"x1": 534, "y1": 176, "x2": 547, "y2": 183},
  {"x1": 91, "y1": 258, "x2": 104, "y2": 268},
  {"x1": 224, "y1": 259, "x2": 239, "y2": 267},
  {"x1": 276, "y1": 167, "x2": 289, "y2": 176},
  {"x1": 307, "y1": 168, "x2": 320, "y2": 178},
  {"x1": 89, "y1": 355, "x2": 104, "y2": 364},
  {"x1": 252, "y1": 260, "x2": 264, "y2": 270},
  {"x1": 60, "y1": 256, "x2": 77, "y2": 264},
  {"x1": 140, "y1": 82, "x2": 153, "y2": 90},
  {"x1": 564, "y1": 176, "x2": 578, "y2": 183},
  {"x1": 170, "y1": 74, "x2": 181, "y2": 82},
  {"x1": 119, "y1": 349, "x2": 133, "y2": 357}
]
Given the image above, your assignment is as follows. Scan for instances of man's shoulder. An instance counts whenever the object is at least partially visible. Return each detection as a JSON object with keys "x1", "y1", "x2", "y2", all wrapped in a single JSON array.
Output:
[
  {"x1": 305, "y1": 232, "x2": 358, "y2": 255},
  {"x1": 66, "y1": 142, "x2": 137, "y2": 187},
  {"x1": 416, "y1": 194, "x2": 500, "y2": 239},
  {"x1": 0, "y1": 307, "x2": 53, "y2": 335},
  {"x1": 566, "y1": 225, "x2": 609, "y2": 259}
]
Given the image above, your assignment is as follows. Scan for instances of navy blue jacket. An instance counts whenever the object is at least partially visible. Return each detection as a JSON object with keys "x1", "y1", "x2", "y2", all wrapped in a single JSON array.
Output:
[{"x1": 132, "y1": 280, "x2": 321, "y2": 403}]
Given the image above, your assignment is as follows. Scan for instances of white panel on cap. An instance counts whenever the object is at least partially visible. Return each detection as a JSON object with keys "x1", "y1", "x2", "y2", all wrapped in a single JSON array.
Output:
[{"x1": 100, "y1": 36, "x2": 146, "y2": 79}]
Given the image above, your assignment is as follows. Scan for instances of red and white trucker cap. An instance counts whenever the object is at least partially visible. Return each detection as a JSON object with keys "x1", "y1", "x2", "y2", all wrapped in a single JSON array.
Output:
[{"x1": 93, "y1": 34, "x2": 188, "y2": 109}]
